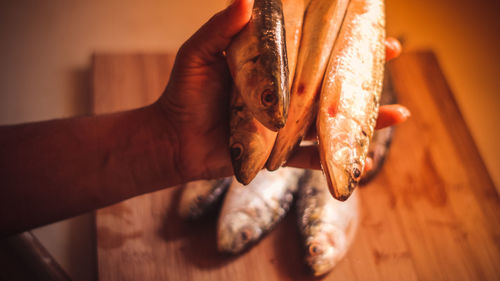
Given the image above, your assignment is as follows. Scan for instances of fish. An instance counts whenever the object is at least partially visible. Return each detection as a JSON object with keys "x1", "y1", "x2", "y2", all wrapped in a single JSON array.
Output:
[
  {"x1": 228, "y1": 0, "x2": 305, "y2": 185},
  {"x1": 229, "y1": 88, "x2": 277, "y2": 185},
  {"x1": 178, "y1": 177, "x2": 232, "y2": 220},
  {"x1": 360, "y1": 66, "x2": 397, "y2": 184},
  {"x1": 266, "y1": 0, "x2": 350, "y2": 170},
  {"x1": 297, "y1": 170, "x2": 359, "y2": 276},
  {"x1": 282, "y1": 0, "x2": 306, "y2": 86},
  {"x1": 317, "y1": 0, "x2": 385, "y2": 200},
  {"x1": 226, "y1": 0, "x2": 289, "y2": 131},
  {"x1": 217, "y1": 168, "x2": 304, "y2": 254}
]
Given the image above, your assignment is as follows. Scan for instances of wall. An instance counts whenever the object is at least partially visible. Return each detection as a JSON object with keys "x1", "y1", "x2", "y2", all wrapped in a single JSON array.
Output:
[{"x1": 0, "y1": 1, "x2": 498, "y2": 281}]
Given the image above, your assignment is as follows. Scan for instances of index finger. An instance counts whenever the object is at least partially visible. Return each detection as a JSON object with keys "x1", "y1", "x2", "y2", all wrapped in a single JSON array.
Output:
[{"x1": 386, "y1": 37, "x2": 402, "y2": 61}]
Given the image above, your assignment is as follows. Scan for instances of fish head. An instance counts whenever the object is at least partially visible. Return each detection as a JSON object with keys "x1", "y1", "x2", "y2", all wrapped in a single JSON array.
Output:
[
  {"x1": 235, "y1": 47, "x2": 289, "y2": 132},
  {"x1": 322, "y1": 145, "x2": 364, "y2": 201},
  {"x1": 305, "y1": 226, "x2": 347, "y2": 276},
  {"x1": 217, "y1": 211, "x2": 262, "y2": 254},
  {"x1": 229, "y1": 116, "x2": 277, "y2": 184},
  {"x1": 225, "y1": 0, "x2": 289, "y2": 131},
  {"x1": 178, "y1": 181, "x2": 207, "y2": 219},
  {"x1": 178, "y1": 198, "x2": 203, "y2": 220}
]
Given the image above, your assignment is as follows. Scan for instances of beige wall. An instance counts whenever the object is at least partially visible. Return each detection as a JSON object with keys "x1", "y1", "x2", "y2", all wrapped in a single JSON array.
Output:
[
  {"x1": 0, "y1": 0, "x2": 227, "y2": 124},
  {"x1": 1, "y1": 1, "x2": 498, "y2": 281}
]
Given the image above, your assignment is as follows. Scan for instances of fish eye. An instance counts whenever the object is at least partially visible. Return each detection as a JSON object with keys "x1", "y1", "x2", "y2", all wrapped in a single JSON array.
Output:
[
  {"x1": 351, "y1": 165, "x2": 362, "y2": 181},
  {"x1": 308, "y1": 242, "x2": 323, "y2": 256},
  {"x1": 230, "y1": 143, "x2": 244, "y2": 160},
  {"x1": 261, "y1": 89, "x2": 276, "y2": 107},
  {"x1": 307, "y1": 187, "x2": 318, "y2": 196},
  {"x1": 249, "y1": 54, "x2": 261, "y2": 63},
  {"x1": 240, "y1": 228, "x2": 252, "y2": 242}
]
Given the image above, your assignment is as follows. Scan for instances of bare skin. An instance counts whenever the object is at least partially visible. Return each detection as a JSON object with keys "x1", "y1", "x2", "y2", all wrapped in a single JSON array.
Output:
[{"x1": 0, "y1": 0, "x2": 407, "y2": 236}]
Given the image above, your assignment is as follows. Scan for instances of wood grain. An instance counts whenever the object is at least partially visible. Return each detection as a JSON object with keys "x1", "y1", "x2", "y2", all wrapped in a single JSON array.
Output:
[{"x1": 92, "y1": 51, "x2": 500, "y2": 281}]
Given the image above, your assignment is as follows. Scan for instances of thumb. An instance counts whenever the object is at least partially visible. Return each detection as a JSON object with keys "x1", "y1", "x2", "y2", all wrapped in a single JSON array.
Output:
[{"x1": 180, "y1": 0, "x2": 254, "y2": 61}]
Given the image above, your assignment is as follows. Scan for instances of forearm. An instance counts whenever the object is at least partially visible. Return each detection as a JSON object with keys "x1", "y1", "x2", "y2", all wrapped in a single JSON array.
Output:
[{"x1": 0, "y1": 103, "x2": 180, "y2": 236}]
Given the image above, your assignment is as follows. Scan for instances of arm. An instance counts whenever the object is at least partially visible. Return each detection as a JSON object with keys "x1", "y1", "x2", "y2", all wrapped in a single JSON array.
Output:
[
  {"x1": 0, "y1": 0, "x2": 255, "y2": 236},
  {"x1": 0, "y1": 0, "x2": 406, "y2": 236},
  {"x1": 0, "y1": 104, "x2": 180, "y2": 236}
]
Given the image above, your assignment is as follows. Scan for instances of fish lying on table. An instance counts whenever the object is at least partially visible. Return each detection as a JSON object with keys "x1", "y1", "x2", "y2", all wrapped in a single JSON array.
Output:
[
  {"x1": 266, "y1": 0, "x2": 350, "y2": 171},
  {"x1": 226, "y1": 0, "x2": 289, "y2": 132},
  {"x1": 317, "y1": 0, "x2": 386, "y2": 200},
  {"x1": 217, "y1": 168, "x2": 304, "y2": 254},
  {"x1": 178, "y1": 177, "x2": 232, "y2": 220},
  {"x1": 297, "y1": 170, "x2": 360, "y2": 276}
]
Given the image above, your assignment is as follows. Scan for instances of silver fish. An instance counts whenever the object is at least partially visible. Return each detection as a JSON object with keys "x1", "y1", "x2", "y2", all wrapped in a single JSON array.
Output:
[
  {"x1": 178, "y1": 178, "x2": 232, "y2": 220},
  {"x1": 217, "y1": 168, "x2": 304, "y2": 254},
  {"x1": 297, "y1": 170, "x2": 360, "y2": 276},
  {"x1": 317, "y1": 0, "x2": 386, "y2": 200},
  {"x1": 266, "y1": 0, "x2": 350, "y2": 171},
  {"x1": 226, "y1": 0, "x2": 289, "y2": 131}
]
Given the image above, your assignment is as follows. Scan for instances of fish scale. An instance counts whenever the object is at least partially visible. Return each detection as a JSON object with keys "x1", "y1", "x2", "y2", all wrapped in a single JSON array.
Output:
[
  {"x1": 317, "y1": 0, "x2": 385, "y2": 200},
  {"x1": 361, "y1": 66, "x2": 398, "y2": 184},
  {"x1": 266, "y1": 0, "x2": 350, "y2": 171}
]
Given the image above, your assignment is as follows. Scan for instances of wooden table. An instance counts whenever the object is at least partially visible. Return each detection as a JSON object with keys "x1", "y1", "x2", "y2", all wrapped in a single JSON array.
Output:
[{"x1": 92, "y1": 51, "x2": 500, "y2": 281}]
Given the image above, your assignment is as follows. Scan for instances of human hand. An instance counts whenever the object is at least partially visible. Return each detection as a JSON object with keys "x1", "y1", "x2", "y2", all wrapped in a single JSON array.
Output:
[
  {"x1": 157, "y1": 0, "x2": 408, "y2": 183},
  {"x1": 157, "y1": 0, "x2": 254, "y2": 182}
]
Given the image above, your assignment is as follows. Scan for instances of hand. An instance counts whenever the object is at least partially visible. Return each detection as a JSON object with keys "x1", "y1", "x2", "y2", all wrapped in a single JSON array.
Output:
[
  {"x1": 157, "y1": 0, "x2": 254, "y2": 182},
  {"x1": 157, "y1": 0, "x2": 409, "y2": 182}
]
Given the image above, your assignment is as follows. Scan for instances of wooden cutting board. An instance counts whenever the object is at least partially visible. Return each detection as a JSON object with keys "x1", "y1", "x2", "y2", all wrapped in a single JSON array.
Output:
[{"x1": 92, "y1": 51, "x2": 500, "y2": 281}]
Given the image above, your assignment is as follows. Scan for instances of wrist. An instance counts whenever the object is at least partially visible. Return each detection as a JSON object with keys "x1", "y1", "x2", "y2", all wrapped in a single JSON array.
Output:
[
  {"x1": 144, "y1": 102, "x2": 185, "y2": 188},
  {"x1": 124, "y1": 103, "x2": 184, "y2": 191}
]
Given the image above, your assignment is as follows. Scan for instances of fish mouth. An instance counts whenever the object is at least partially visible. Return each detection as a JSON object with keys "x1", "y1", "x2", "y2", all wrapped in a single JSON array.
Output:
[
  {"x1": 255, "y1": 90, "x2": 287, "y2": 131},
  {"x1": 234, "y1": 170, "x2": 253, "y2": 186},
  {"x1": 263, "y1": 100, "x2": 287, "y2": 130},
  {"x1": 306, "y1": 229, "x2": 346, "y2": 276},
  {"x1": 230, "y1": 142, "x2": 258, "y2": 185},
  {"x1": 217, "y1": 212, "x2": 260, "y2": 254},
  {"x1": 232, "y1": 153, "x2": 267, "y2": 185},
  {"x1": 271, "y1": 116, "x2": 286, "y2": 130},
  {"x1": 323, "y1": 162, "x2": 355, "y2": 201},
  {"x1": 306, "y1": 241, "x2": 335, "y2": 276}
]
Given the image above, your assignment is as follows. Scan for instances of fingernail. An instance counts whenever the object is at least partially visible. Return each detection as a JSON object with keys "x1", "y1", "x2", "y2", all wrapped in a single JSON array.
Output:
[
  {"x1": 399, "y1": 106, "x2": 411, "y2": 118},
  {"x1": 364, "y1": 157, "x2": 373, "y2": 173},
  {"x1": 228, "y1": 0, "x2": 239, "y2": 8}
]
